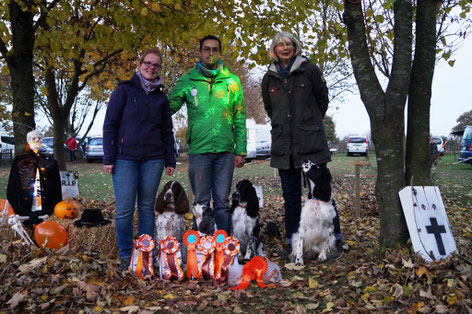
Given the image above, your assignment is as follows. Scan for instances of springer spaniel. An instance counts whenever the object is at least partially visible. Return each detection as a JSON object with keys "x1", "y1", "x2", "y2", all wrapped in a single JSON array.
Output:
[
  {"x1": 154, "y1": 181, "x2": 189, "y2": 244},
  {"x1": 291, "y1": 161, "x2": 337, "y2": 265},
  {"x1": 192, "y1": 204, "x2": 217, "y2": 236},
  {"x1": 230, "y1": 179, "x2": 261, "y2": 260}
]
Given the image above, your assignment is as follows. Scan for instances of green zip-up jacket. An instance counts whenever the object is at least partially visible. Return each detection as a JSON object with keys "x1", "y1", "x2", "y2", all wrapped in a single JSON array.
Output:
[{"x1": 169, "y1": 66, "x2": 247, "y2": 156}]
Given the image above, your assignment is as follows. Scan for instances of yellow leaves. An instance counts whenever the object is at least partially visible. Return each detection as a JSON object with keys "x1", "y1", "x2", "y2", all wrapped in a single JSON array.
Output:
[
  {"x1": 346, "y1": 240, "x2": 356, "y2": 247},
  {"x1": 306, "y1": 303, "x2": 319, "y2": 310},
  {"x1": 151, "y1": 3, "x2": 161, "y2": 12},
  {"x1": 163, "y1": 294, "x2": 174, "y2": 299},
  {"x1": 362, "y1": 286, "x2": 377, "y2": 293},
  {"x1": 24, "y1": 112, "x2": 32, "y2": 117},
  {"x1": 448, "y1": 60, "x2": 456, "y2": 67},
  {"x1": 0, "y1": 254, "x2": 6, "y2": 263},
  {"x1": 309, "y1": 277, "x2": 319, "y2": 289},
  {"x1": 123, "y1": 295, "x2": 135, "y2": 305},
  {"x1": 447, "y1": 294, "x2": 457, "y2": 305},
  {"x1": 402, "y1": 258, "x2": 415, "y2": 268},
  {"x1": 322, "y1": 302, "x2": 334, "y2": 312},
  {"x1": 141, "y1": 7, "x2": 148, "y2": 16},
  {"x1": 184, "y1": 213, "x2": 193, "y2": 220}
]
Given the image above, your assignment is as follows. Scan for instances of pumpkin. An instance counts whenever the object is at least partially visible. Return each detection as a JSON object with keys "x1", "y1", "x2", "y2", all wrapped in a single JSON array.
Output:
[
  {"x1": 34, "y1": 221, "x2": 67, "y2": 249},
  {"x1": 54, "y1": 200, "x2": 79, "y2": 219},
  {"x1": 0, "y1": 198, "x2": 15, "y2": 217}
]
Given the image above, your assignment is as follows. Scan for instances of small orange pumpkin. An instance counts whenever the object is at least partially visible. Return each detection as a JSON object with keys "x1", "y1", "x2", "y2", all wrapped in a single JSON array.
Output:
[
  {"x1": 0, "y1": 198, "x2": 15, "y2": 217},
  {"x1": 54, "y1": 200, "x2": 79, "y2": 219}
]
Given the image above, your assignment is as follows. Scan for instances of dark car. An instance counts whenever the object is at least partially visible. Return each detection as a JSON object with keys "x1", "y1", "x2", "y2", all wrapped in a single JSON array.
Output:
[{"x1": 459, "y1": 126, "x2": 472, "y2": 165}]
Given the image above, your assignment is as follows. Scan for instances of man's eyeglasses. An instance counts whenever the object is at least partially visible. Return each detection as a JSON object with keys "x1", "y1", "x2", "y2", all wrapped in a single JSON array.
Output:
[
  {"x1": 202, "y1": 46, "x2": 220, "y2": 54},
  {"x1": 142, "y1": 60, "x2": 162, "y2": 70}
]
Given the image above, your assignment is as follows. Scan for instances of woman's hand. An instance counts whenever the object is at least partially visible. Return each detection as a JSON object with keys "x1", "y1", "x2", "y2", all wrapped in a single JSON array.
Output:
[
  {"x1": 165, "y1": 167, "x2": 175, "y2": 176},
  {"x1": 103, "y1": 164, "x2": 114, "y2": 174}
]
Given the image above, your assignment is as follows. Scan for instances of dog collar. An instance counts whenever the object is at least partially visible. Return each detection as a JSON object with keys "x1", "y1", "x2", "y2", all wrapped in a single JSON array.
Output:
[{"x1": 311, "y1": 197, "x2": 321, "y2": 201}]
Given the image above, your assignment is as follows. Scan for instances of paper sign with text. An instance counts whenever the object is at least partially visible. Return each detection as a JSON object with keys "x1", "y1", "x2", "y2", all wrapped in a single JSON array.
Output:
[{"x1": 60, "y1": 171, "x2": 79, "y2": 200}]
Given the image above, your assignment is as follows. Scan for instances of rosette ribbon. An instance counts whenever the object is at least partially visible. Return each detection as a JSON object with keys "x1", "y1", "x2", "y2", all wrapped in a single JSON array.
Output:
[
  {"x1": 183, "y1": 230, "x2": 201, "y2": 280},
  {"x1": 250, "y1": 256, "x2": 275, "y2": 288},
  {"x1": 214, "y1": 236, "x2": 240, "y2": 285},
  {"x1": 230, "y1": 256, "x2": 275, "y2": 290},
  {"x1": 159, "y1": 236, "x2": 184, "y2": 281},
  {"x1": 212, "y1": 230, "x2": 228, "y2": 281},
  {"x1": 134, "y1": 234, "x2": 155, "y2": 280},
  {"x1": 197, "y1": 235, "x2": 215, "y2": 279},
  {"x1": 230, "y1": 261, "x2": 255, "y2": 290}
]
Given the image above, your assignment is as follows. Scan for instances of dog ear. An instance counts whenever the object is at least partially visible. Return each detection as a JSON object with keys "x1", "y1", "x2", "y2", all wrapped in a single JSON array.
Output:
[
  {"x1": 314, "y1": 166, "x2": 332, "y2": 202},
  {"x1": 245, "y1": 186, "x2": 260, "y2": 217},
  {"x1": 174, "y1": 183, "x2": 190, "y2": 215},
  {"x1": 155, "y1": 190, "x2": 165, "y2": 213}
]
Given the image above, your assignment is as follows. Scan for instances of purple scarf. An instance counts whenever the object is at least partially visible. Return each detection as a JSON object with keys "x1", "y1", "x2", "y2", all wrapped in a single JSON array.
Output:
[{"x1": 136, "y1": 70, "x2": 161, "y2": 94}]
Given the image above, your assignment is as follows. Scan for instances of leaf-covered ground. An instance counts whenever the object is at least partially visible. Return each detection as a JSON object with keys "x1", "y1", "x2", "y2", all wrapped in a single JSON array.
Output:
[{"x1": 1, "y1": 159, "x2": 471, "y2": 313}]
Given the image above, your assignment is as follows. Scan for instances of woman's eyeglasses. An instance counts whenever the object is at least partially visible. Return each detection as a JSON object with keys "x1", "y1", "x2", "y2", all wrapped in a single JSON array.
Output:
[{"x1": 142, "y1": 61, "x2": 162, "y2": 70}]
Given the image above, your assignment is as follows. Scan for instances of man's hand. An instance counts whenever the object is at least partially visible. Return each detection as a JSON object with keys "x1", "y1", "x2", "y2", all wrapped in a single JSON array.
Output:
[
  {"x1": 103, "y1": 164, "x2": 114, "y2": 174},
  {"x1": 234, "y1": 155, "x2": 245, "y2": 168},
  {"x1": 165, "y1": 167, "x2": 175, "y2": 176}
]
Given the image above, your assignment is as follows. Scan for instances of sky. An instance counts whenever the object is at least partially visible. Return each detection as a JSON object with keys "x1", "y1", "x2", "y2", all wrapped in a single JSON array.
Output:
[
  {"x1": 329, "y1": 35, "x2": 472, "y2": 139},
  {"x1": 80, "y1": 35, "x2": 472, "y2": 140}
]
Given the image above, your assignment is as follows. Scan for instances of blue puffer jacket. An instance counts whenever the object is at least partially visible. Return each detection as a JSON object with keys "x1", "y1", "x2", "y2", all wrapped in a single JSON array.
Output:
[{"x1": 103, "y1": 73, "x2": 176, "y2": 167}]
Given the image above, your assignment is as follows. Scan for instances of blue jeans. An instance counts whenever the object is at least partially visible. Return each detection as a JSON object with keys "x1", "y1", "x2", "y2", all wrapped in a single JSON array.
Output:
[
  {"x1": 112, "y1": 159, "x2": 164, "y2": 259},
  {"x1": 279, "y1": 162, "x2": 342, "y2": 244},
  {"x1": 188, "y1": 153, "x2": 235, "y2": 233}
]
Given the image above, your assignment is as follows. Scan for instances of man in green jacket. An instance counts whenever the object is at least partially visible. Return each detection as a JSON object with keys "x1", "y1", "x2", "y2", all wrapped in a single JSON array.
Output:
[{"x1": 168, "y1": 35, "x2": 246, "y2": 233}]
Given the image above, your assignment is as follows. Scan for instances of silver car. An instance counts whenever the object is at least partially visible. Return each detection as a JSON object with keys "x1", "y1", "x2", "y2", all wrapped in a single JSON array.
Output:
[{"x1": 84, "y1": 137, "x2": 103, "y2": 163}]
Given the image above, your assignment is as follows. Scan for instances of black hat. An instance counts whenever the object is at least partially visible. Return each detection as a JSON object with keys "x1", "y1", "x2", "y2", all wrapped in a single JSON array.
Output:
[{"x1": 74, "y1": 208, "x2": 111, "y2": 228}]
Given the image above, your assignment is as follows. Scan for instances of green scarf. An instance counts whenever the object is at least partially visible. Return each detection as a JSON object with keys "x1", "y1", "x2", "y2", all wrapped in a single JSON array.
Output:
[{"x1": 197, "y1": 59, "x2": 223, "y2": 78}]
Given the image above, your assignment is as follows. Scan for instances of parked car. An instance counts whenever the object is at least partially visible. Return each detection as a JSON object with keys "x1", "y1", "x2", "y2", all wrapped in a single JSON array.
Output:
[
  {"x1": 42, "y1": 137, "x2": 54, "y2": 149},
  {"x1": 84, "y1": 136, "x2": 103, "y2": 163},
  {"x1": 432, "y1": 137, "x2": 444, "y2": 155},
  {"x1": 0, "y1": 132, "x2": 14, "y2": 152},
  {"x1": 346, "y1": 136, "x2": 369, "y2": 156},
  {"x1": 256, "y1": 140, "x2": 271, "y2": 158},
  {"x1": 459, "y1": 126, "x2": 472, "y2": 165}
]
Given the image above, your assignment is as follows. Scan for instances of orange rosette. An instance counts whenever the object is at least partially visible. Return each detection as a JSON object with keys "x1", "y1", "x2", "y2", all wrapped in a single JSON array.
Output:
[
  {"x1": 230, "y1": 261, "x2": 255, "y2": 291},
  {"x1": 198, "y1": 235, "x2": 215, "y2": 279},
  {"x1": 250, "y1": 256, "x2": 275, "y2": 288},
  {"x1": 212, "y1": 230, "x2": 228, "y2": 281},
  {"x1": 183, "y1": 230, "x2": 201, "y2": 280},
  {"x1": 214, "y1": 236, "x2": 240, "y2": 285},
  {"x1": 159, "y1": 236, "x2": 184, "y2": 281},
  {"x1": 135, "y1": 234, "x2": 155, "y2": 279}
]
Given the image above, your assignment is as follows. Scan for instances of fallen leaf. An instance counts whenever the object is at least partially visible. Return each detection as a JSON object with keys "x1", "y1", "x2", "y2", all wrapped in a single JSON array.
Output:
[
  {"x1": 7, "y1": 291, "x2": 25, "y2": 309},
  {"x1": 163, "y1": 294, "x2": 174, "y2": 300},
  {"x1": 402, "y1": 258, "x2": 414, "y2": 268},
  {"x1": 306, "y1": 303, "x2": 319, "y2": 310},
  {"x1": 18, "y1": 257, "x2": 48, "y2": 274},
  {"x1": 309, "y1": 277, "x2": 319, "y2": 288},
  {"x1": 284, "y1": 263, "x2": 305, "y2": 271},
  {"x1": 123, "y1": 295, "x2": 135, "y2": 306},
  {"x1": 0, "y1": 254, "x2": 6, "y2": 263},
  {"x1": 119, "y1": 305, "x2": 140, "y2": 313}
]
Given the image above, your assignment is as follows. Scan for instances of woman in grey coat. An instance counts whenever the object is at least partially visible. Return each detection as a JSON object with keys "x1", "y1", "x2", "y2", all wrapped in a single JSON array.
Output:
[{"x1": 261, "y1": 31, "x2": 343, "y2": 258}]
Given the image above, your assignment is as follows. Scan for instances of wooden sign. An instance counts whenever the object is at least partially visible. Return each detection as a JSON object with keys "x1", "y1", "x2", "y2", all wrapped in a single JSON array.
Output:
[{"x1": 399, "y1": 186, "x2": 456, "y2": 262}]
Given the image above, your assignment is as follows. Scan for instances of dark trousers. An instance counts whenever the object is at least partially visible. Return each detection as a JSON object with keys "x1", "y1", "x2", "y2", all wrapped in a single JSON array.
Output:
[
  {"x1": 68, "y1": 149, "x2": 76, "y2": 162},
  {"x1": 279, "y1": 162, "x2": 342, "y2": 243}
]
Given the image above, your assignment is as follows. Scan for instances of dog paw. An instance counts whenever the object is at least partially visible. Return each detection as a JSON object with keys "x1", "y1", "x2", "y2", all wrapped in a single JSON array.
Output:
[
  {"x1": 294, "y1": 257, "x2": 304, "y2": 266},
  {"x1": 317, "y1": 253, "x2": 327, "y2": 262}
]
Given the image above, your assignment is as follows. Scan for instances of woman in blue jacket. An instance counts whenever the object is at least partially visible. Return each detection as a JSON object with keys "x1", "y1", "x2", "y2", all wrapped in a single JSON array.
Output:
[{"x1": 103, "y1": 48, "x2": 176, "y2": 270}]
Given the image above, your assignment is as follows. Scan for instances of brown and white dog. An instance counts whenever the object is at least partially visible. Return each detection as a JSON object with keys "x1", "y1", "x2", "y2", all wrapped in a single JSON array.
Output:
[{"x1": 154, "y1": 181, "x2": 189, "y2": 244}]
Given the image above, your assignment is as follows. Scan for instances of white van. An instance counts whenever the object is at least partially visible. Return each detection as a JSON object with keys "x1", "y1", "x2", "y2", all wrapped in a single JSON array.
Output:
[
  {"x1": 0, "y1": 132, "x2": 14, "y2": 152},
  {"x1": 346, "y1": 135, "x2": 368, "y2": 156}
]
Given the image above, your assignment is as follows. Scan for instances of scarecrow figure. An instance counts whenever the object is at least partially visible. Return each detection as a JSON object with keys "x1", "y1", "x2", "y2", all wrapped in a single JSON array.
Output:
[{"x1": 7, "y1": 130, "x2": 62, "y2": 227}]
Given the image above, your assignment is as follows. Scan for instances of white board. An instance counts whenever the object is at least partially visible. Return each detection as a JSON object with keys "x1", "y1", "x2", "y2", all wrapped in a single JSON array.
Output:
[
  {"x1": 254, "y1": 186, "x2": 263, "y2": 208},
  {"x1": 399, "y1": 186, "x2": 456, "y2": 262},
  {"x1": 60, "y1": 171, "x2": 79, "y2": 200}
]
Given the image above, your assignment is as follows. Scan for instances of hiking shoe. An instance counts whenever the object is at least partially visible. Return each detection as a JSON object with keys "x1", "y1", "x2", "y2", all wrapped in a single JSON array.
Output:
[
  {"x1": 119, "y1": 257, "x2": 131, "y2": 271},
  {"x1": 328, "y1": 240, "x2": 343, "y2": 260},
  {"x1": 278, "y1": 244, "x2": 292, "y2": 257}
]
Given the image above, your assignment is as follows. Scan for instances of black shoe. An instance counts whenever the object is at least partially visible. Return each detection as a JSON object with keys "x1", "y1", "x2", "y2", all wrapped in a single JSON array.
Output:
[
  {"x1": 328, "y1": 240, "x2": 343, "y2": 260},
  {"x1": 119, "y1": 257, "x2": 131, "y2": 270},
  {"x1": 279, "y1": 244, "x2": 292, "y2": 257}
]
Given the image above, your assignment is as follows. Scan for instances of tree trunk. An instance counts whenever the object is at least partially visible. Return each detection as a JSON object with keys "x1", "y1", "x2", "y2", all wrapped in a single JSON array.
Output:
[
  {"x1": 45, "y1": 66, "x2": 67, "y2": 170},
  {"x1": 7, "y1": 1, "x2": 35, "y2": 155},
  {"x1": 345, "y1": 0, "x2": 412, "y2": 246},
  {"x1": 405, "y1": 0, "x2": 439, "y2": 186}
]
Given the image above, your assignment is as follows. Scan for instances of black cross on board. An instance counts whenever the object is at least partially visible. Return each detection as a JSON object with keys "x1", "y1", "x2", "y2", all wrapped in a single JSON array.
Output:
[{"x1": 426, "y1": 217, "x2": 446, "y2": 255}]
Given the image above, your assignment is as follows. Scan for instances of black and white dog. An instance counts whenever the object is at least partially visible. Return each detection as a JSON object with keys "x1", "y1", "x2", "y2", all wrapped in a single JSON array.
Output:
[
  {"x1": 230, "y1": 179, "x2": 261, "y2": 260},
  {"x1": 192, "y1": 204, "x2": 217, "y2": 236},
  {"x1": 154, "y1": 181, "x2": 189, "y2": 244},
  {"x1": 291, "y1": 161, "x2": 337, "y2": 265}
]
